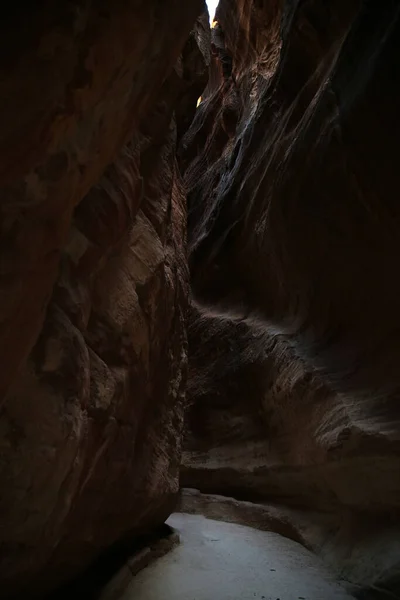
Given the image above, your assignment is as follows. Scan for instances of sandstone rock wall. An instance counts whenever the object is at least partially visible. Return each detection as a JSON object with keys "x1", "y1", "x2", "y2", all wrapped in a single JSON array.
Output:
[
  {"x1": 182, "y1": 0, "x2": 400, "y2": 595},
  {"x1": 184, "y1": 0, "x2": 400, "y2": 512},
  {"x1": 0, "y1": 1, "x2": 206, "y2": 597},
  {"x1": 186, "y1": 0, "x2": 400, "y2": 404},
  {"x1": 2, "y1": 0, "x2": 400, "y2": 597}
]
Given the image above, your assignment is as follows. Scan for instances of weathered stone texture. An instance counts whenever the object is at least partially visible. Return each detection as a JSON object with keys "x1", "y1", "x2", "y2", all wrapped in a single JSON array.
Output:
[
  {"x1": 182, "y1": 1, "x2": 400, "y2": 596},
  {"x1": 0, "y1": 1, "x2": 205, "y2": 597}
]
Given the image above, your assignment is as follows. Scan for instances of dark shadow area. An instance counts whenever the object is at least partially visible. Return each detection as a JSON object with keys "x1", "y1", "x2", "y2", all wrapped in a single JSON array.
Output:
[{"x1": 43, "y1": 524, "x2": 174, "y2": 600}]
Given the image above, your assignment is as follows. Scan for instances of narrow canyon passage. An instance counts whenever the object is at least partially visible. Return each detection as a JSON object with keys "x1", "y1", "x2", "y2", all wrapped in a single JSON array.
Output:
[{"x1": 1, "y1": 0, "x2": 400, "y2": 599}]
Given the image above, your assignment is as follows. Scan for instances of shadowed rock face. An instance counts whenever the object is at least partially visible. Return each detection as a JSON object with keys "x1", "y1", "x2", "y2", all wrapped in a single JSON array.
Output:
[
  {"x1": 184, "y1": 308, "x2": 400, "y2": 515},
  {"x1": 182, "y1": 0, "x2": 400, "y2": 595},
  {"x1": 2, "y1": 0, "x2": 400, "y2": 597},
  {"x1": 185, "y1": 0, "x2": 400, "y2": 403},
  {"x1": 0, "y1": 1, "x2": 207, "y2": 597}
]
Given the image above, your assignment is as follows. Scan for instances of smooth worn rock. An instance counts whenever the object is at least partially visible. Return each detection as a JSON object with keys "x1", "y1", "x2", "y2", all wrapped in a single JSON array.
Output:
[
  {"x1": 186, "y1": 0, "x2": 400, "y2": 408},
  {"x1": 182, "y1": 310, "x2": 400, "y2": 593},
  {"x1": 0, "y1": 1, "x2": 205, "y2": 597},
  {"x1": 181, "y1": 0, "x2": 400, "y2": 597},
  {"x1": 2, "y1": 0, "x2": 400, "y2": 597},
  {"x1": 183, "y1": 309, "x2": 400, "y2": 513},
  {"x1": 178, "y1": 488, "x2": 327, "y2": 546}
]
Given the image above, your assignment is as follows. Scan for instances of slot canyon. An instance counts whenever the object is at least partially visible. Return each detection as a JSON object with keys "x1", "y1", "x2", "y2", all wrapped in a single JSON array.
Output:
[{"x1": 0, "y1": 0, "x2": 399, "y2": 599}]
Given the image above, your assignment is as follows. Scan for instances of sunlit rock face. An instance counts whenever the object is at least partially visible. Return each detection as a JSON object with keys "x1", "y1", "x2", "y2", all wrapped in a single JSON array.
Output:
[
  {"x1": 182, "y1": 0, "x2": 400, "y2": 595},
  {"x1": 0, "y1": 1, "x2": 207, "y2": 597}
]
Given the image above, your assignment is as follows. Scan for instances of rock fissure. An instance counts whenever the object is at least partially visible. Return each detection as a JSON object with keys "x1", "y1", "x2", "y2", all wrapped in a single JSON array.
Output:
[{"x1": 1, "y1": 0, "x2": 400, "y2": 599}]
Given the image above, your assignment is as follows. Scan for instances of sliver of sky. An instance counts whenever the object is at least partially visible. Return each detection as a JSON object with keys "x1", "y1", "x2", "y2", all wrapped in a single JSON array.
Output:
[{"x1": 206, "y1": 0, "x2": 219, "y2": 21}]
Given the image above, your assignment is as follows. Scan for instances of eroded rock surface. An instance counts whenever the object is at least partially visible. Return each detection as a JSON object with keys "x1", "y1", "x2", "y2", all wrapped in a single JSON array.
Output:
[
  {"x1": 182, "y1": 0, "x2": 400, "y2": 596},
  {"x1": 186, "y1": 0, "x2": 400, "y2": 408},
  {"x1": 2, "y1": 0, "x2": 400, "y2": 597},
  {"x1": 0, "y1": 1, "x2": 206, "y2": 597},
  {"x1": 183, "y1": 309, "x2": 400, "y2": 513}
]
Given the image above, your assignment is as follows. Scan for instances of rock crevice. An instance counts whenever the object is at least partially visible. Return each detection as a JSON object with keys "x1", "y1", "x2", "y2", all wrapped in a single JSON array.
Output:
[{"x1": 1, "y1": 0, "x2": 400, "y2": 598}]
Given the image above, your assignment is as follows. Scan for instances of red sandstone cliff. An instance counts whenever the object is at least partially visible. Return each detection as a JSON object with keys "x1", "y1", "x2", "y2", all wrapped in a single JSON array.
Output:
[
  {"x1": 0, "y1": 2, "x2": 207, "y2": 597},
  {"x1": 1, "y1": 0, "x2": 400, "y2": 598},
  {"x1": 182, "y1": 0, "x2": 400, "y2": 596}
]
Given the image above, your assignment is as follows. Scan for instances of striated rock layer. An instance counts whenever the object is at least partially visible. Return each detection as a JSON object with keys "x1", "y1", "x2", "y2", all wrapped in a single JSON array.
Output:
[
  {"x1": 0, "y1": 1, "x2": 207, "y2": 597},
  {"x1": 186, "y1": 0, "x2": 400, "y2": 405},
  {"x1": 2, "y1": 0, "x2": 400, "y2": 597},
  {"x1": 182, "y1": 0, "x2": 400, "y2": 596}
]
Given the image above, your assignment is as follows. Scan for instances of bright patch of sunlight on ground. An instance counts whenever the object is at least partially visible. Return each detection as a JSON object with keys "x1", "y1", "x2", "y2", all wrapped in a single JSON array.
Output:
[{"x1": 206, "y1": 0, "x2": 219, "y2": 22}]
